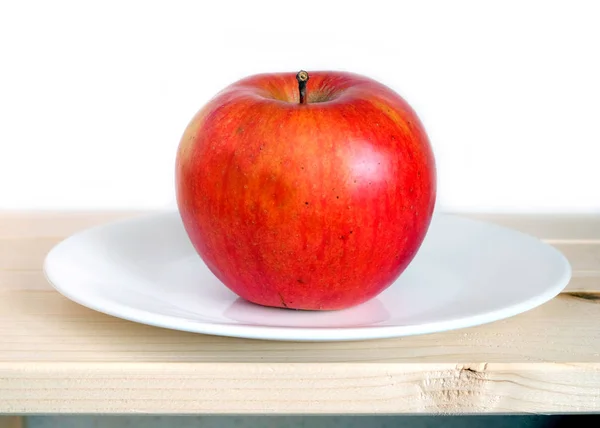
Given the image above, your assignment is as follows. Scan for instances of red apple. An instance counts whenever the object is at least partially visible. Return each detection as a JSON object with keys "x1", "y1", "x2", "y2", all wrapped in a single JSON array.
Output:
[{"x1": 175, "y1": 70, "x2": 436, "y2": 310}]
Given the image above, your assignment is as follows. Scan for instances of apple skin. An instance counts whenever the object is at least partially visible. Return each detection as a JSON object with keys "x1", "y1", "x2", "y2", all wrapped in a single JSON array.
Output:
[{"x1": 175, "y1": 71, "x2": 436, "y2": 310}]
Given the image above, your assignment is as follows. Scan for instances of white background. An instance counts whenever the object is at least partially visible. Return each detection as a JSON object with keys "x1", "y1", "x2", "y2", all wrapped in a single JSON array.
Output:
[{"x1": 1, "y1": 0, "x2": 598, "y2": 213}]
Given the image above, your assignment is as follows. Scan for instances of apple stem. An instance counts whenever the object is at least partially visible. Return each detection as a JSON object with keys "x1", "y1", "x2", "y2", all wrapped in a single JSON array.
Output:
[{"x1": 296, "y1": 70, "x2": 309, "y2": 104}]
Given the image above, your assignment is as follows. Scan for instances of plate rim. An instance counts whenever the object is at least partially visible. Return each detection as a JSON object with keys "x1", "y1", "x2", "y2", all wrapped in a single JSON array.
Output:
[{"x1": 42, "y1": 211, "x2": 572, "y2": 342}]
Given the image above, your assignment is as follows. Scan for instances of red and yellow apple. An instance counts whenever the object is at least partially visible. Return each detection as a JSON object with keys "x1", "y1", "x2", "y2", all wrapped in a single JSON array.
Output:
[{"x1": 175, "y1": 70, "x2": 436, "y2": 310}]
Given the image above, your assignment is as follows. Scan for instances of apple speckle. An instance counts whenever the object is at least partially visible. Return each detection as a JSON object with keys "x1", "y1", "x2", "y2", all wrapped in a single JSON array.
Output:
[{"x1": 277, "y1": 292, "x2": 288, "y2": 308}]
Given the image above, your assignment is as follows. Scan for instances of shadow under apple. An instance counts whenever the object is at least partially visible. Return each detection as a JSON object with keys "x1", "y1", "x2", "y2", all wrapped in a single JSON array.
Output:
[{"x1": 222, "y1": 296, "x2": 391, "y2": 328}]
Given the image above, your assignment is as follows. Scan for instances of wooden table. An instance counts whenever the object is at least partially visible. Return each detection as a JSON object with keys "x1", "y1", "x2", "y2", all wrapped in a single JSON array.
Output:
[{"x1": 0, "y1": 212, "x2": 599, "y2": 417}]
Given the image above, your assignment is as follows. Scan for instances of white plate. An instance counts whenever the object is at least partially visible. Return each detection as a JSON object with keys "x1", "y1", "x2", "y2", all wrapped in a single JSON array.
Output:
[{"x1": 43, "y1": 211, "x2": 571, "y2": 342}]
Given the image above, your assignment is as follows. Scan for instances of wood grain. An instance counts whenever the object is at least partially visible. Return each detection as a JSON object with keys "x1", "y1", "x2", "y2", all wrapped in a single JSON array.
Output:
[
  {"x1": 0, "y1": 211, "x2": 145, "y2": 239},
  {"x1": 1, "y1": 362, "x2": 599, "y2": 414},
  {"x1": 463, "y1": 213, "x2": 600, "y2": 242},
  {"x1": 0, "y1": 211, "x2": 599, "y2": 414},
  {"x1": 0, "y1": 288, "x2": 598, "y2": 364}
]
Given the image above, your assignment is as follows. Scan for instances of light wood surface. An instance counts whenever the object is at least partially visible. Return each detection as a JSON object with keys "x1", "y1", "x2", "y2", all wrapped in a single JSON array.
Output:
[{"x1": 0, "y1": 211, "x2": 599, "y2": 414}]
